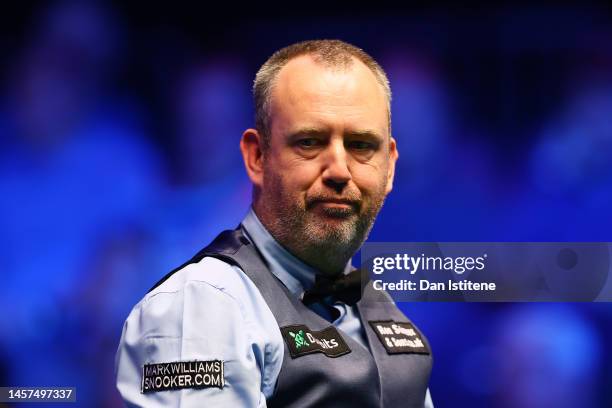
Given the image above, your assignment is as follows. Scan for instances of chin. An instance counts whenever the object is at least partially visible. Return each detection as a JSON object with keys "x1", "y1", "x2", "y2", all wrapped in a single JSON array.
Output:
[{"x1": 308, "y1": 225, "x2": 358, "y2": 247}]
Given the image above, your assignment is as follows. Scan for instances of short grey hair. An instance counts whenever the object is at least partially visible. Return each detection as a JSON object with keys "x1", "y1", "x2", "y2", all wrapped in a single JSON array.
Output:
[{"x1": 253, "y1": 39, "x2": 392, "y2": 148}]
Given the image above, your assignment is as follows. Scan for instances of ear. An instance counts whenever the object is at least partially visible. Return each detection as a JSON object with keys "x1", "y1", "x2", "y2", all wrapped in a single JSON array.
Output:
[
  {"x1": 240, "y1": 128, "x2": 265, "y2": 188},
  {"x1": 385, "y1": 136, "x2": 399, "y2": 195}
]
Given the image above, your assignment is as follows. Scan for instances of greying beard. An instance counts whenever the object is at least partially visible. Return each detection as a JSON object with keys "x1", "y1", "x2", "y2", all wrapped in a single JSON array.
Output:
[
  {"x1": 261, "y1": 181, "x2": 385, "y2": 275},
  {"x1": 298, "y1": 206, "x2": 377, "y2": 274}
]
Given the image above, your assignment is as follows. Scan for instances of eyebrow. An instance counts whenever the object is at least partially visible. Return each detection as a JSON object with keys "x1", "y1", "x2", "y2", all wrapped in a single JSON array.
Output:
[
  {"x1": 288, "y1": 127, "x2": 385, "y2": 141},
  {"x1": 345, "y1": 129, "x2": 385, "y2": 141},
  {"x1": 288, "y1": 127, "x2": 329, "y2": 139}
]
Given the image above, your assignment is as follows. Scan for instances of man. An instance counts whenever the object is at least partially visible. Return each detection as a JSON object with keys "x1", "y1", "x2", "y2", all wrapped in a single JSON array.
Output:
[{"x1": 116, "y1": 39, "x2": 433, "y2": 407}]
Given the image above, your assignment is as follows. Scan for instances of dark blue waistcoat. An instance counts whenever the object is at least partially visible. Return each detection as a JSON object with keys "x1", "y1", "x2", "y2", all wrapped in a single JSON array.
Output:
[{"x1": 152, "y1": 228, "x2": 433, "y2": 407}]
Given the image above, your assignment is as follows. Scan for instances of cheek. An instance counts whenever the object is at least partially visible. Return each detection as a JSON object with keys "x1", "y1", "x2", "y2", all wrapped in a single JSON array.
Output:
[
  {"x1": 264, "y1": 160, "x2": 318, "y2": 199},
  {"x1": 281, "y1": 159, "x2": 322, "y2": 192},
  {"x1": 351, "y1": 164, "x2": 388, "y2": 197}
]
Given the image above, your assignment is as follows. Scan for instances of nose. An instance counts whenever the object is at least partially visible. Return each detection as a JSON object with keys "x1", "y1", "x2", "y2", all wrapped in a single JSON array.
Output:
[{"x1": 321, "y1": 139, "x2": 351, "y2": 193}]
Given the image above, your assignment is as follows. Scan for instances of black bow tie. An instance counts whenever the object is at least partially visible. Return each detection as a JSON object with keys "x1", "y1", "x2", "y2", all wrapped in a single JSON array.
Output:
[{"x1": 302, "y1": 268, "x2": 363, "y2": 306}]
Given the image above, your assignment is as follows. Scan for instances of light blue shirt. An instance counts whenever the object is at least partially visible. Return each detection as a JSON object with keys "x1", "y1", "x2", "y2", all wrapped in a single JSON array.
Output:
[{"x1": 115, "y1": 208, "x2": 433, "y2": 407}]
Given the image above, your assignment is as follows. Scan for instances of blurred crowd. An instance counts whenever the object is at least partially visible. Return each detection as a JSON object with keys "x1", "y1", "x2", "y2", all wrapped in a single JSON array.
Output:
[{"x1": 1, "y1": 2, "x2": 612, "y2": 407}]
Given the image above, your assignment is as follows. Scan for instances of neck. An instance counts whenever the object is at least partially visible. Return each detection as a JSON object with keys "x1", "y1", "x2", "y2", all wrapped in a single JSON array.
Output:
[{"x1": 297, "y1": 246, "x2": 350, "y2": 276}]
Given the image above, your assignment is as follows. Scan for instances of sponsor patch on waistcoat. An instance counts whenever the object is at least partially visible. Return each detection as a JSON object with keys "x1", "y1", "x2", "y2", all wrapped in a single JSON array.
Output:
[
  {"x1": 369, "y1": 320, "x2": 431, "y2": 355},
  {"x1": 141, "y1": 360, "x2": 224, "y2": 393},
  {"x1": 280, "y1": 324, "x2": 351, "y2": 359}
]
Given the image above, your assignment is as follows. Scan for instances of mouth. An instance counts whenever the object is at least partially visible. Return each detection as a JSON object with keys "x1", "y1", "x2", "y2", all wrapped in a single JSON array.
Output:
[{"x1": 308, "y1": 198, "x2": 360, "y2": 218}]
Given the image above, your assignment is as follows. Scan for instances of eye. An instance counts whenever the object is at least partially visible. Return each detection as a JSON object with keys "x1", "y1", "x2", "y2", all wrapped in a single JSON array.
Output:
[
  {"x1": 347, "y1": 140, "x2": 375, "y2": 151},
  {"x1": 297, "y1": 138, "x2": 320, "y2": 148}
]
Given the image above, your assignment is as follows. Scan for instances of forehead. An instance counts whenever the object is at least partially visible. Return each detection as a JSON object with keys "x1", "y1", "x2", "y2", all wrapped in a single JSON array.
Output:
[{"x1": 269, "y1": 54, "x2": 389, "y2": 135}]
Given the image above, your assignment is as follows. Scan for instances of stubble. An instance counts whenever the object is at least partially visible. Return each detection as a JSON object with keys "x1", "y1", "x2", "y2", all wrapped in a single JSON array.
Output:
[{"x1": 259, "y1": 167, "x2": 387, "y2": 275}]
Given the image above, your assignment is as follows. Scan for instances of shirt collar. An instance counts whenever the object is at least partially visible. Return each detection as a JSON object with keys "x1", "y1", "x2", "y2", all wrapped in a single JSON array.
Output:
[{"x1": 240, "y1": 207, "x2": 352, "y2": 297}]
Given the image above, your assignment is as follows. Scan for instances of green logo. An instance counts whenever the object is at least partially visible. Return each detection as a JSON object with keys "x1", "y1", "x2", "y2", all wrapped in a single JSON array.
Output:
[{"x1": 288, "y1": 330, "x2": 309, "y2": 349}]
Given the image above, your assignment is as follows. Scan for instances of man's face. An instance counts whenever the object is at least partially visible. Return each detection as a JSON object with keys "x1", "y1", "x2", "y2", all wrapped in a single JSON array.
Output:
[{"x1": 254, "y1": 55, "x2": 397, "y2": 271}]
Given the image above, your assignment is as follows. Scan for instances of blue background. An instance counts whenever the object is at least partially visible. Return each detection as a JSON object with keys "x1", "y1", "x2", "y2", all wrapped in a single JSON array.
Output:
[{"x1": 1, "y1": 2, "x2": 611, "y2": 407}]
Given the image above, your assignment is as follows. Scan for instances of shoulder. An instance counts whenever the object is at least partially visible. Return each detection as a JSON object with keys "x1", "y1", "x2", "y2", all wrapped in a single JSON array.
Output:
[
  {"x1": 129, "y1": 256, "x2": 268, "y2": 338},
  {"x1": 116, "y1": 256, "x2": 284, "y2": 404},
  {"x1": 145, "y1": 256, "x2": 252, "y2": 305}
]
